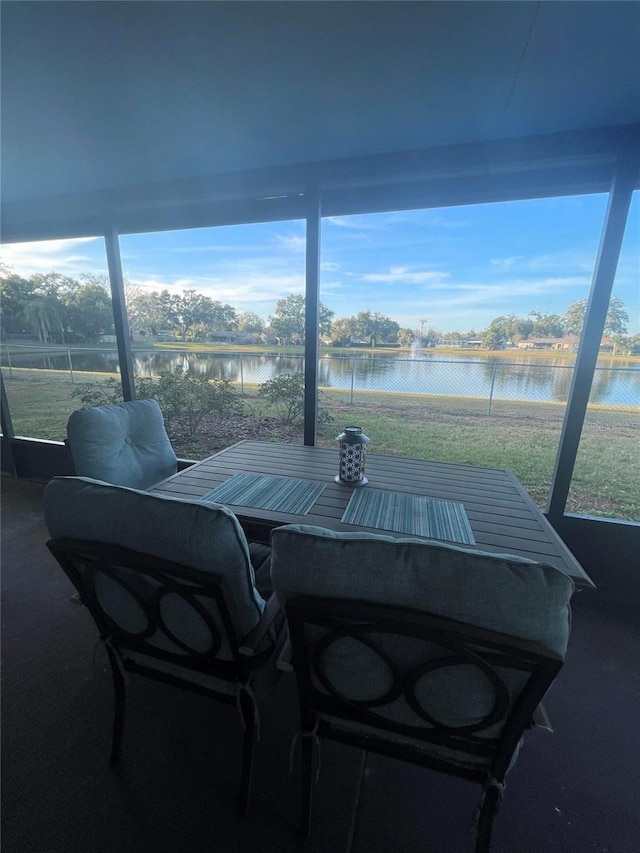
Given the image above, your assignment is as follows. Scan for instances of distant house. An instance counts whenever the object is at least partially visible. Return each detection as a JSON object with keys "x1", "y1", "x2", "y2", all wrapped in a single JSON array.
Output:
[
  {"x1": 598, "y1": 337, "x2": 624, "y2": 353},
  {"x1": 462, "y1": 339, "x2": 484, "y2": 349},
  {"x1": 126, "y1": 329, "x2": 160, "y2": 342},
  {"x1": 260, "y1": 327, "x2": 278, "y2": 345},
  {"x1": 517, "y1": 337, "x2": 570, "y2": 351},
  {"x1": 128, "y1": 329, "x2": 177, "y2": 342},
  {"x1": 209, "y1": 330, "x2": 263, "y2": 345},
  {"x1": 210, "y1": 331, "x2": 236, "y2": 343}
]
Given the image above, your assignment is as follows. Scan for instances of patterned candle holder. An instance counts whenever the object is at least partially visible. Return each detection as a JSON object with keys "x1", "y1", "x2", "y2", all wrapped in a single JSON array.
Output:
[{"x1": 335, "y1": 426, "x2": 370, "y2": 486}]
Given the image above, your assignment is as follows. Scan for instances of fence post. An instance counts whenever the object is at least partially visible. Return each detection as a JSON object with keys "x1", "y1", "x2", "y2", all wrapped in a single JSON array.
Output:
[
  {"x1": 67, "y1": 349, "x2": 75, "y2": 383},
  {"x1": 350, "y1": 358, "x2": 355, "y2": 405},
  {"x1": 6, "y1": 346, "x2": 13, "y2": 379},
  {"x1": 486, "y1": 363, "x2": 498, "y2": 416},
  {"x1": 239, "y1": 357, "x2": 244, "y2": 395}
]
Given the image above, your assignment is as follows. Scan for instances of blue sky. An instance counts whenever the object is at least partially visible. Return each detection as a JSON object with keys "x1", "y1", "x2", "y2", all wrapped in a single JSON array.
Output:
[{"x1": 2, "y1": 192, "x2": 638, "y2": 334}]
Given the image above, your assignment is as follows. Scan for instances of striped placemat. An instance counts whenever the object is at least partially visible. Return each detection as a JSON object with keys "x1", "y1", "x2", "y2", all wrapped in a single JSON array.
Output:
[
  {"x1": 201, "y1": 473, "x2": 326, "y2": 516},
  {"x1": 341, "y1": 487, "x2": 476, "y2": 545}
]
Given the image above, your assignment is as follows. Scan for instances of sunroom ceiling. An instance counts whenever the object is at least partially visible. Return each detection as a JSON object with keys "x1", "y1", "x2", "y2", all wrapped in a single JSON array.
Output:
[{"x1": 1, "y1": 1, "x2": 639, "y2": 227}]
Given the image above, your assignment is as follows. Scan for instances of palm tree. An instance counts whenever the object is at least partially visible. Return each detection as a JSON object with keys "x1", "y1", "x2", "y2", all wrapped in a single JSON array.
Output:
[{"x1": 23, "y1": 296, "x2": 66, "y2": 343}]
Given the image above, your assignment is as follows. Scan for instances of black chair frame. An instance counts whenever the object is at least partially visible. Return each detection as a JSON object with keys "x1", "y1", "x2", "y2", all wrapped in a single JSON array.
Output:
[
  {"x1": 284, "y1": 596, "x2": 564, "y2": 852},
  {"x1": 47, "y1": 537, "x2": 283, "y2": 812}
]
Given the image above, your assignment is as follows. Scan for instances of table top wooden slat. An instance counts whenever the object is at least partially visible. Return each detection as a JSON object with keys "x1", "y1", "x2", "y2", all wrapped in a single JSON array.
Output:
[{"x1": 151, "y1": 440, "x2": 593, "y2": 587}]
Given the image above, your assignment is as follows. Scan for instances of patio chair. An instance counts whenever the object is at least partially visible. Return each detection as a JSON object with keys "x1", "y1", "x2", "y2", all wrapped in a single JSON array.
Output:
[
  {"x1": 66, "y1": 399, "x2": 179, "y2": 490},
  {"x1": 44, "y1": 475, "x2": 286, "y2": 811},
  {"x1": 270, "y1": 524, "x2": 575, "y2": 851}
]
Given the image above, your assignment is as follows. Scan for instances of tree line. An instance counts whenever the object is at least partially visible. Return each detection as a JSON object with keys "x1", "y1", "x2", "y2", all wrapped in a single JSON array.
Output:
[
  {"x1": 1, "y1": 269, "x2": 637, "y2": 354},
  {"x1": 478, "y1": 298, "x2": 636, "y2": 354},
  {"x1": 0, "y1": 271, "x2": 114, "y2": 343}
]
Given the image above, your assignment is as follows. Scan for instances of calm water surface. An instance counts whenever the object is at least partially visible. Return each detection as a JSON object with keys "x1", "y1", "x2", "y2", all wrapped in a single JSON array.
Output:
[{"x1": 6, "y1": 349, "x2": 640, "y2": 407}]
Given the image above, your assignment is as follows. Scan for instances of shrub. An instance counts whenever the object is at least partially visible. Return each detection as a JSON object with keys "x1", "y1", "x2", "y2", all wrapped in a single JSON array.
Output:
[
  {"x1": 70, "y1": 377, "x2": 123, "y2": 407},
  {"x1": 258, "y1": 372, "x2": 333, "y2": 427},
  {"x1": 258, "y1": 373, "x2": 305, "y2": 424},
  {"x1": 137, "y1": 368, "x2": 242, "y2": 435},
  {"x1": 71, "y1": 368, "x2": 243, "y2": 436}
]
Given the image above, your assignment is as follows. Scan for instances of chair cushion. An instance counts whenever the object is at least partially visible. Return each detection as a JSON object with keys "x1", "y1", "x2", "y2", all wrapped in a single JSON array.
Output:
[
  {"x1": 271, "y1": 525, "x2": 574, "y2": 767},
  {"x1": 122, "y1": 623, "x2": 286, "y2": 699},
  {"x1": 249, "y1": 542, "x2": 273, "y2": 597},
  {"x1": 270, "y1": 524, "x2": 574, "y2": 656},
  {"x1": 66, "y1": 399, "x2": 178, "y2": 490},
  {"x1": 44, "y1": 476, "x2": 265, "y2": 641}
]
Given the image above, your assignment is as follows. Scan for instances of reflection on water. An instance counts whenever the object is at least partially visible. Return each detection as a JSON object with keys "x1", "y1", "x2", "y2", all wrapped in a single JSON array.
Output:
[{"x1": 4, "y1": 348, "x2": 639, "y2": 407}]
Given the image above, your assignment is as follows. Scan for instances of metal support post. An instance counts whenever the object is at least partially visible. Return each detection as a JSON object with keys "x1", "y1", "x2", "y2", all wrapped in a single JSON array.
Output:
[
  {"x1": 304, "y1": 189, "x2": 321, "y2": 446},
  {"x1": 487, "y1": 363, "x2": 498, "y2": 416},
  {"x1": 0, "y1": 371, "x2": 17, "y2": 475},
  {"x1": 105, "y1": 226, "x2": 136, "y2": 401},
  {"x1": 350, "y1": 358, "x2": 355, "y2": 405},
  {"x1": 547, "y1": 163, "x2": 635, "y2": 521}
]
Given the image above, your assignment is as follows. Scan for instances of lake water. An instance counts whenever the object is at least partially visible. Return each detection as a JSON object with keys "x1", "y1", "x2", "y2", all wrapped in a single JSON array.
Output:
[{"x1": 5, "y1": 348, "x2": 640, "y2": 407}]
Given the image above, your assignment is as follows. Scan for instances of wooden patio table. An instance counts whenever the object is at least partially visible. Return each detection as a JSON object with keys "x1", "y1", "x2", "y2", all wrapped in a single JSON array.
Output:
[{"x1": 151, "y1": 440, "x2": 593, "y2": 588}]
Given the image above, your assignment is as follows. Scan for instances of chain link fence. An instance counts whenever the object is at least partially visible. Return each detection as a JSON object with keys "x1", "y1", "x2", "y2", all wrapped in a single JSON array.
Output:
[
  {"x1": 3, "y1": 346, "x2": 639, "y2": 411},
  {"x1": 2, "y1": 345, "x2": 638, "y2": 518},
  {"x1": 318, "y1": 354, "x2": 639, "y2": 415}
]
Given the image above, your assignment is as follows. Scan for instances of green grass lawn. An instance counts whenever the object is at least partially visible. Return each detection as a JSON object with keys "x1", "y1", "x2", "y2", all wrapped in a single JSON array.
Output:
[
  {"x1": 3, "y1": 366, "x2": 638, "y2": 521},
  {"x1": 317, "y1": 393, "x2": 639, "y2": 519}
]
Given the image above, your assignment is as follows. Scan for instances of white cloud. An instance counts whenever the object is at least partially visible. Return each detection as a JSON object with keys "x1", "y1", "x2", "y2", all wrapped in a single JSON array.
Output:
[
  {"x1": 273, "y1": 234, "x2": 306, "y2": 252},
  {"x1": 318, "y1": 279, "x2": 346, "y2": 297},
  {"x1": 160, "y1": 243, "x2": 265, "y2": 255},
  {"x1": 424, "y1": 213, "x2": 470, "y2": 229},
  {"x1": 127, "y1": 264, "x2": 305, "y2": 312},
  {"x1": 126, "y1": 233, "x2": 306, "y2": 258},
  {"x1": 0, "y1": 237, "x2": 104, "y2": 276},
  {"x1": 427, "y1": 276, "x2": 590, "y2": 305},
  {"x1": 374, "y1": 272, "x2": 593, "y2": 330},
  {"x1": 329, "y1": 210, "x2": 469, "y2": 231},
  {"x1": 324, "y1": 216, "x2": 391, "y2": 240},
  {"x1": 490, "y1": 250, "x2": 597, "y2": 275},
  {"x1": 490, "y1": 256, "x2": 524, "y2": 269},
  {"x1": 130, "y1": 277, "x2": 174, "y2": 292},
  {"x1": 527, "y1": 251, "x2": 596, "y2": 273},
  {"x1": 359, "y1": 267, "x2": 450, "y2": 285},
  {"x1": 321, "y1": 261, "x2": 341, "y2": 272},
  {"x1": 325, "y1": 216, "x2": 384, "y2": 230}
]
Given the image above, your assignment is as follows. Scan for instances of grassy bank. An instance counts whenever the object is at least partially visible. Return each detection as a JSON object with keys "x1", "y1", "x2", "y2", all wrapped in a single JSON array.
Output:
[
  {"x1": 2, "y1": 366, "x2": 638, "y2": 520},
  {"x1": 317, "y1": 393, "x2": 639, "y2": 519},
  {"x1": 4, "y1": 340, "x2": 640, "y2": 364}
]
